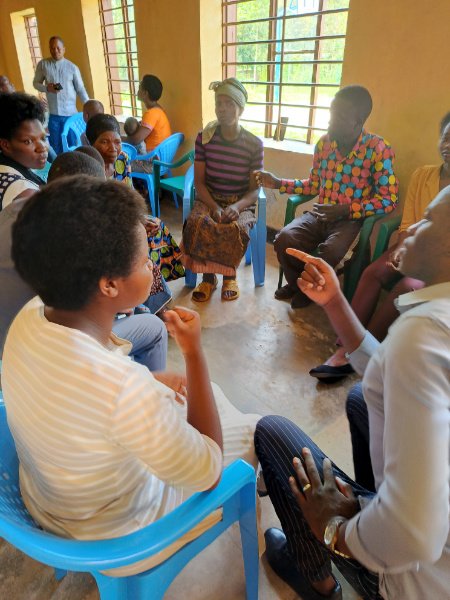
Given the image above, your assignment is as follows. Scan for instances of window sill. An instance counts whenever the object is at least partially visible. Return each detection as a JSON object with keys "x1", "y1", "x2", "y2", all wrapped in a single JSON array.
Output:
[{"x1": 259, "y1": 137, "x2": 315, "y2": 156}]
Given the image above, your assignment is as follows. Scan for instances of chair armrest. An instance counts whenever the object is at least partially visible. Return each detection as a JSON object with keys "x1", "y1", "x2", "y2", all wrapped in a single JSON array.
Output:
[
  {"x1": 284, "y1": 195, "x2": 317, "y2": 226},
  {"x1": 371, "y1": 214, "x2": 402, "y2": 262},
  {"x1": 137, "y1": 148, "x2": 159, "y2": 162},
  {"x1": 153, "y1": 150, "x2": 194, "y2": 170},
  {"x1": 5, "y1": 460, "x2": 255, "y2": 571}
]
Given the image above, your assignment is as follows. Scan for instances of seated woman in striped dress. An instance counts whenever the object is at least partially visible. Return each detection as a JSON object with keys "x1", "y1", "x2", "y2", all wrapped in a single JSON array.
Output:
[{"x1": 182, "y1": 78, "x2": 264, "y2": 301}]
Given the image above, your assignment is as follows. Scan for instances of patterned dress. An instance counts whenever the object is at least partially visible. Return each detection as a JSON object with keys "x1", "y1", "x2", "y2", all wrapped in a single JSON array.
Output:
[{"x1": 182, "y1": 126, "x2": 264, "y2": 276}]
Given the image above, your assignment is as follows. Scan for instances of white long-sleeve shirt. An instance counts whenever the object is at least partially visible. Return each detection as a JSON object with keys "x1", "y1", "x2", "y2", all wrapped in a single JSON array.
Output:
[
  {"x1": 33, "y1": 57, "x2": 89, "y2": 116},
  {"x1": 346, "y1": 282, "x2": 450, "y2": 599}
]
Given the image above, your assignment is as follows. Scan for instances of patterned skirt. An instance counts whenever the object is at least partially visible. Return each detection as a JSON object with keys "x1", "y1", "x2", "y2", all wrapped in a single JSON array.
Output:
[{"x1": 182, "y1": 191, "x2": 256, "y2": 276}]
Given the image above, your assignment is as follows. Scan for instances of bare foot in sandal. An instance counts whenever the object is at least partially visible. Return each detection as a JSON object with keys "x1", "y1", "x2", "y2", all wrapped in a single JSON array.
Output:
[
  {"x1": 192, "y1": 274, "x2": 218, "y2": 302},
  {"x1": 222, "y1": 277, "x2": 239, "y2": 301}
]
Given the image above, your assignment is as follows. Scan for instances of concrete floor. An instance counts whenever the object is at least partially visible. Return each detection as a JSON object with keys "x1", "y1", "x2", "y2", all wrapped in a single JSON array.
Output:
[{"x1": 0, "y1": 200, "x2": 361, "y2": 599}]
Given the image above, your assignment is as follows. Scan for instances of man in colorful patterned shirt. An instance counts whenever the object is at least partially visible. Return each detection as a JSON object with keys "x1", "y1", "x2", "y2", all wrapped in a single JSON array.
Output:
[{"x1": 256, "y1": 86, "x2": 398, "y2": 308}]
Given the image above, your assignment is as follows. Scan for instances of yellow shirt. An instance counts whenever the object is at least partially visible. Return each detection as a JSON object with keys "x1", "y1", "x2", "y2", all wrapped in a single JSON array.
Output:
[
  {"x1": 400, "y1": 164, "x2": 441, "y2": 231},
  {"x1": 141, "y1": 106, "x2": 171, "y2": 152}
]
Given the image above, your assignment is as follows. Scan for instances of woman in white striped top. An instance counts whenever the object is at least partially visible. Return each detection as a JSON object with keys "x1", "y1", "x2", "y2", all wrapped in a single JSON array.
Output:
[{"x1": 2, "y1": 176, "x2": 260, "y2": 573}]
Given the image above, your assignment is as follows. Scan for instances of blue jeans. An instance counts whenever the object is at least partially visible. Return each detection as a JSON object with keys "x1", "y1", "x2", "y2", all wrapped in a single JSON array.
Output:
[
  {"x1": 112, "y1": 313, "x2": 168, "y2": 372},
  {"x1": 48, "y1": 114, "x2": 69, "y2": 155}
]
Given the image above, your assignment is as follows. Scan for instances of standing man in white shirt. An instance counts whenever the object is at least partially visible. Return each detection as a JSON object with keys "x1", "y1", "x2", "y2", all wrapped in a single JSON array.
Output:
[{"x1": 33, "y1": 36, "x2": 89, "y2": 155}]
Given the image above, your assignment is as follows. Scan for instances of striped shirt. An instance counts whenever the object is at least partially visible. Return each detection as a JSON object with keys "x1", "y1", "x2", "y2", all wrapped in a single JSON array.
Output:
[
  {"x1": 195, "y1": 127, "x2": 263, "y2": 196},
  {"x1": 2, "y1": 297, "x2": 222, "y2": 542}
]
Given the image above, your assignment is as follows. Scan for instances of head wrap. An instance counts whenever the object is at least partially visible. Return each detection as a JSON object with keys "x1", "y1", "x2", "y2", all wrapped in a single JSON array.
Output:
[
  {"x1": 209, "y1": 77, "x2": 248, "y2": 109},
  {"x1": 202, "y1": 78, "x2": 248, "y2": 144}
]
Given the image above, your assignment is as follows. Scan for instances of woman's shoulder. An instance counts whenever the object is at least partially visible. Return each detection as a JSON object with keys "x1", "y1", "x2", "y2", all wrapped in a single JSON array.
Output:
[
  {"x1": 411, "y1": 164, "x2": 441, "y2": 178},
  {"x1": 240, "y1": 127, "x2": 263, "y2": 149}
]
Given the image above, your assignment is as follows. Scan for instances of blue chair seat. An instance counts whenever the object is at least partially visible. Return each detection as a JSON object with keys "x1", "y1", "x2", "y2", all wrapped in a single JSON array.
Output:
[{"x1": 153, "y1": 151, "x2": 195, "y2": 213}]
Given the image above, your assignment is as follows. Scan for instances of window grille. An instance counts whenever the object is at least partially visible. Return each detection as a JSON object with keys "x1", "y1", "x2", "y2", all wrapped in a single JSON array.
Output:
[
  {"x1": 98, "y1": 0, "x2": 139, "y2": 117},
  {"x1": 24, "y1": 14, "x2": 43, "y2": 70},
  {"x1": 222, "y1": 0, "x2": 350, "y2": 144}
]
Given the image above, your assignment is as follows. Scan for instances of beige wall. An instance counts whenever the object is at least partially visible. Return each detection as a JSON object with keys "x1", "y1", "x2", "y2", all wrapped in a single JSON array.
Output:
[
  {"x1": 135, "y1": 0, "x2": 202, "y2": 156},
  {"x1": 342, "y1": 0, "x2": 450, "y2": 199}
]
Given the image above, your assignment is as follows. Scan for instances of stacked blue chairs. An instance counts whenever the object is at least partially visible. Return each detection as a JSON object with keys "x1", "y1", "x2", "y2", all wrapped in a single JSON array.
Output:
[
  {"x1": 0, "y1": 400, "x2": 258, "y2": 599},
  {"x1": 130, "y1": 133, "x2": 184, "y2": 218},
  {"x1": 182, "y1": 170, "x2": 266, "y2": 288},
  {"x1": 61, "y1": 113, "x2": 86, "y2": 153}
]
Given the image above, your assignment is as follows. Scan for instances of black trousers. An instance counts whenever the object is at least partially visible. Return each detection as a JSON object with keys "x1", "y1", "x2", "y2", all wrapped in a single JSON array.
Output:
[
  {"x1": 346, "y1": 382, "x2": 376, "y2": 492},
  {"x1": 255, "y1": 412, "x2": 382, "y2": 600}
]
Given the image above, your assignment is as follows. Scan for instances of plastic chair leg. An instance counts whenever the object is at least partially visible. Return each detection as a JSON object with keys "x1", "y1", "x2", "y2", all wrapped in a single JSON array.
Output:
[
  {"x1": 94, "y1": 573, "x2": 129, "y2": 600},
  {"x1": 239, "y1": 483, "x2": 259, "y2": 600},
  {"x1": 245, "y1": 243, "x2": 251, "y2": 266},
  {"x1": 185, "y1": 269, "x2": 197, "y2": 288},
  {"x1": 53, "y1": 568, "x2": 67, "y2": 581},
  {"x1": 171, "y1": 192, "x2": 179, "y2": 209}
]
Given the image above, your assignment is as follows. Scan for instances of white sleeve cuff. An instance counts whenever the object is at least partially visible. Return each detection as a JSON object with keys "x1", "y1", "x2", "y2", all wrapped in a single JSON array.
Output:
[{"x1": 345, "y1": 331, "x2": 379, "y2": 375}]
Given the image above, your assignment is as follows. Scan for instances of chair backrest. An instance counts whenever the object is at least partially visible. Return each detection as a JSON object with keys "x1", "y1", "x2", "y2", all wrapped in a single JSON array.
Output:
[
  {"x1": 120, "y1": 142, "x2": 138, "y2": 161},
  {"x1": 61, "y1": 113, "x2": 86, "y2": 153},
  {"x1": 0, "y1": 404, "x2": 37, "y2": 527},
  {"x1": 154, "y1": 133, "x2": 184, "y2": 176}
]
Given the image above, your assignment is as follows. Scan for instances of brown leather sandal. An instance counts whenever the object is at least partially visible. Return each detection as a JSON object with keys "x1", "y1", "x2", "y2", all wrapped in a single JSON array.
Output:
[
  {"x1": 221, "y1": 279, "x2": 240, "y2": 301},
  {"x1": 192, "y1": 276, "x2": 218, "y2": 302}
]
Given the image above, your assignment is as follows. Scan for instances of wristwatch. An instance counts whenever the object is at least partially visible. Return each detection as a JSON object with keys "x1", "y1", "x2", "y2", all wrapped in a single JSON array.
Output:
[{"x1": 323, "y1": 516, "x2": 351, "y2": 559}]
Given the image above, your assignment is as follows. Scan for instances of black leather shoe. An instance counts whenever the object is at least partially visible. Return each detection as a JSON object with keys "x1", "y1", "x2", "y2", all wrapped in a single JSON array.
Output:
[
  {"x1": 275, "y1": 284, "x2": 297, "y2": 300},
  {"x1": 309, "y1": 363, "x2": 355, "y2": 384},
  {"x1": 264, "y1": 528, "x2": 342, "y2": 600},
  {"x1": 290, "y1": 291, "x2": 312, "y2": 309}
]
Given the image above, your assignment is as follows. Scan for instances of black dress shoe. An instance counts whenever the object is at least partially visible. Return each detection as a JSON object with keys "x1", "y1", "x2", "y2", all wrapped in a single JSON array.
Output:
[
  {"x1": 275, "y1": 284, "x2": 297, "y2": 300},
  {"x1": 264, "y1": 528, "x2": 342, "y2": 600},
  {"x1": 290, "y1": 291, "x2": 312, "y2": 309},
  {"x1": 309, "y1": 363, "x2": 355, "y2": 384}
]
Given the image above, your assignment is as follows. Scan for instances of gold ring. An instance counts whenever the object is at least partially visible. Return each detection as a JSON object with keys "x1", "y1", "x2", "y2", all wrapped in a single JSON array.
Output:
[{"x1": 302, "y1": 483, "x2": 311, "y2": 493}]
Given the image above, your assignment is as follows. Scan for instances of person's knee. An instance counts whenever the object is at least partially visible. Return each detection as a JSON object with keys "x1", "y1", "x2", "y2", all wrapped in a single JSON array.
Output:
[
  {"x1": 254, "y1": 415, "x2": 292, "y2": 455},
  {"x1": 274, "y1": 227, "x2": 297, "y2": 257},
  {"x1": 255, "y1": 415, "x2": 282, "y2": 444},
  {"x1": 391, "y1": 276, "x2": 425, "y2": 296},
  {"x1": 151, "y1": 316, "x2": 168, "y2": 346},
  {"x1": 346, "y1": 383, "x2": 364, "y2": 419}
]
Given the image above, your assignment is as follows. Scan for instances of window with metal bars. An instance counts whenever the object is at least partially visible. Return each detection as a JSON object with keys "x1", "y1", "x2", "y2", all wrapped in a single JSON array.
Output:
[
  {"x1": 98, "y1": 0, "x2": 139, "y2": 118},
  {"x1": 222, "y1": 0, "x2": 350, "y2": 145},
  {"x1": 24, "y1": 14, "x2": 43, "y2": 70}
]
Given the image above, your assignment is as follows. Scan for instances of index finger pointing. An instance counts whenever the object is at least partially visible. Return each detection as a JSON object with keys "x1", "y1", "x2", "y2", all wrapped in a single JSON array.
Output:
[{"x1": 286, "y1": 248, "x2": 321, "y2": 265}]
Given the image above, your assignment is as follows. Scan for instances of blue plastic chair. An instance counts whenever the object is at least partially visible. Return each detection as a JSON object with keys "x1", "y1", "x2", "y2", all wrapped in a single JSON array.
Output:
[
  {"x1": 183, "y1": 172, "x2": 266, "y2": 288},
  {"x1": 0, "y1": 402, "x2": 258, "y2": 600},
  {"x1": 61, "y1": 113, "x2": 86, "y2": 152},
  {"x1": 130, "y1": 133, "x2": 184, "y2": 218},
  {"x1": 153, "y1": 150, "x2": 195, "y2": 212},
  {"x1": 121, "y1": 143, "x2": 138, "y2": 161}
]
